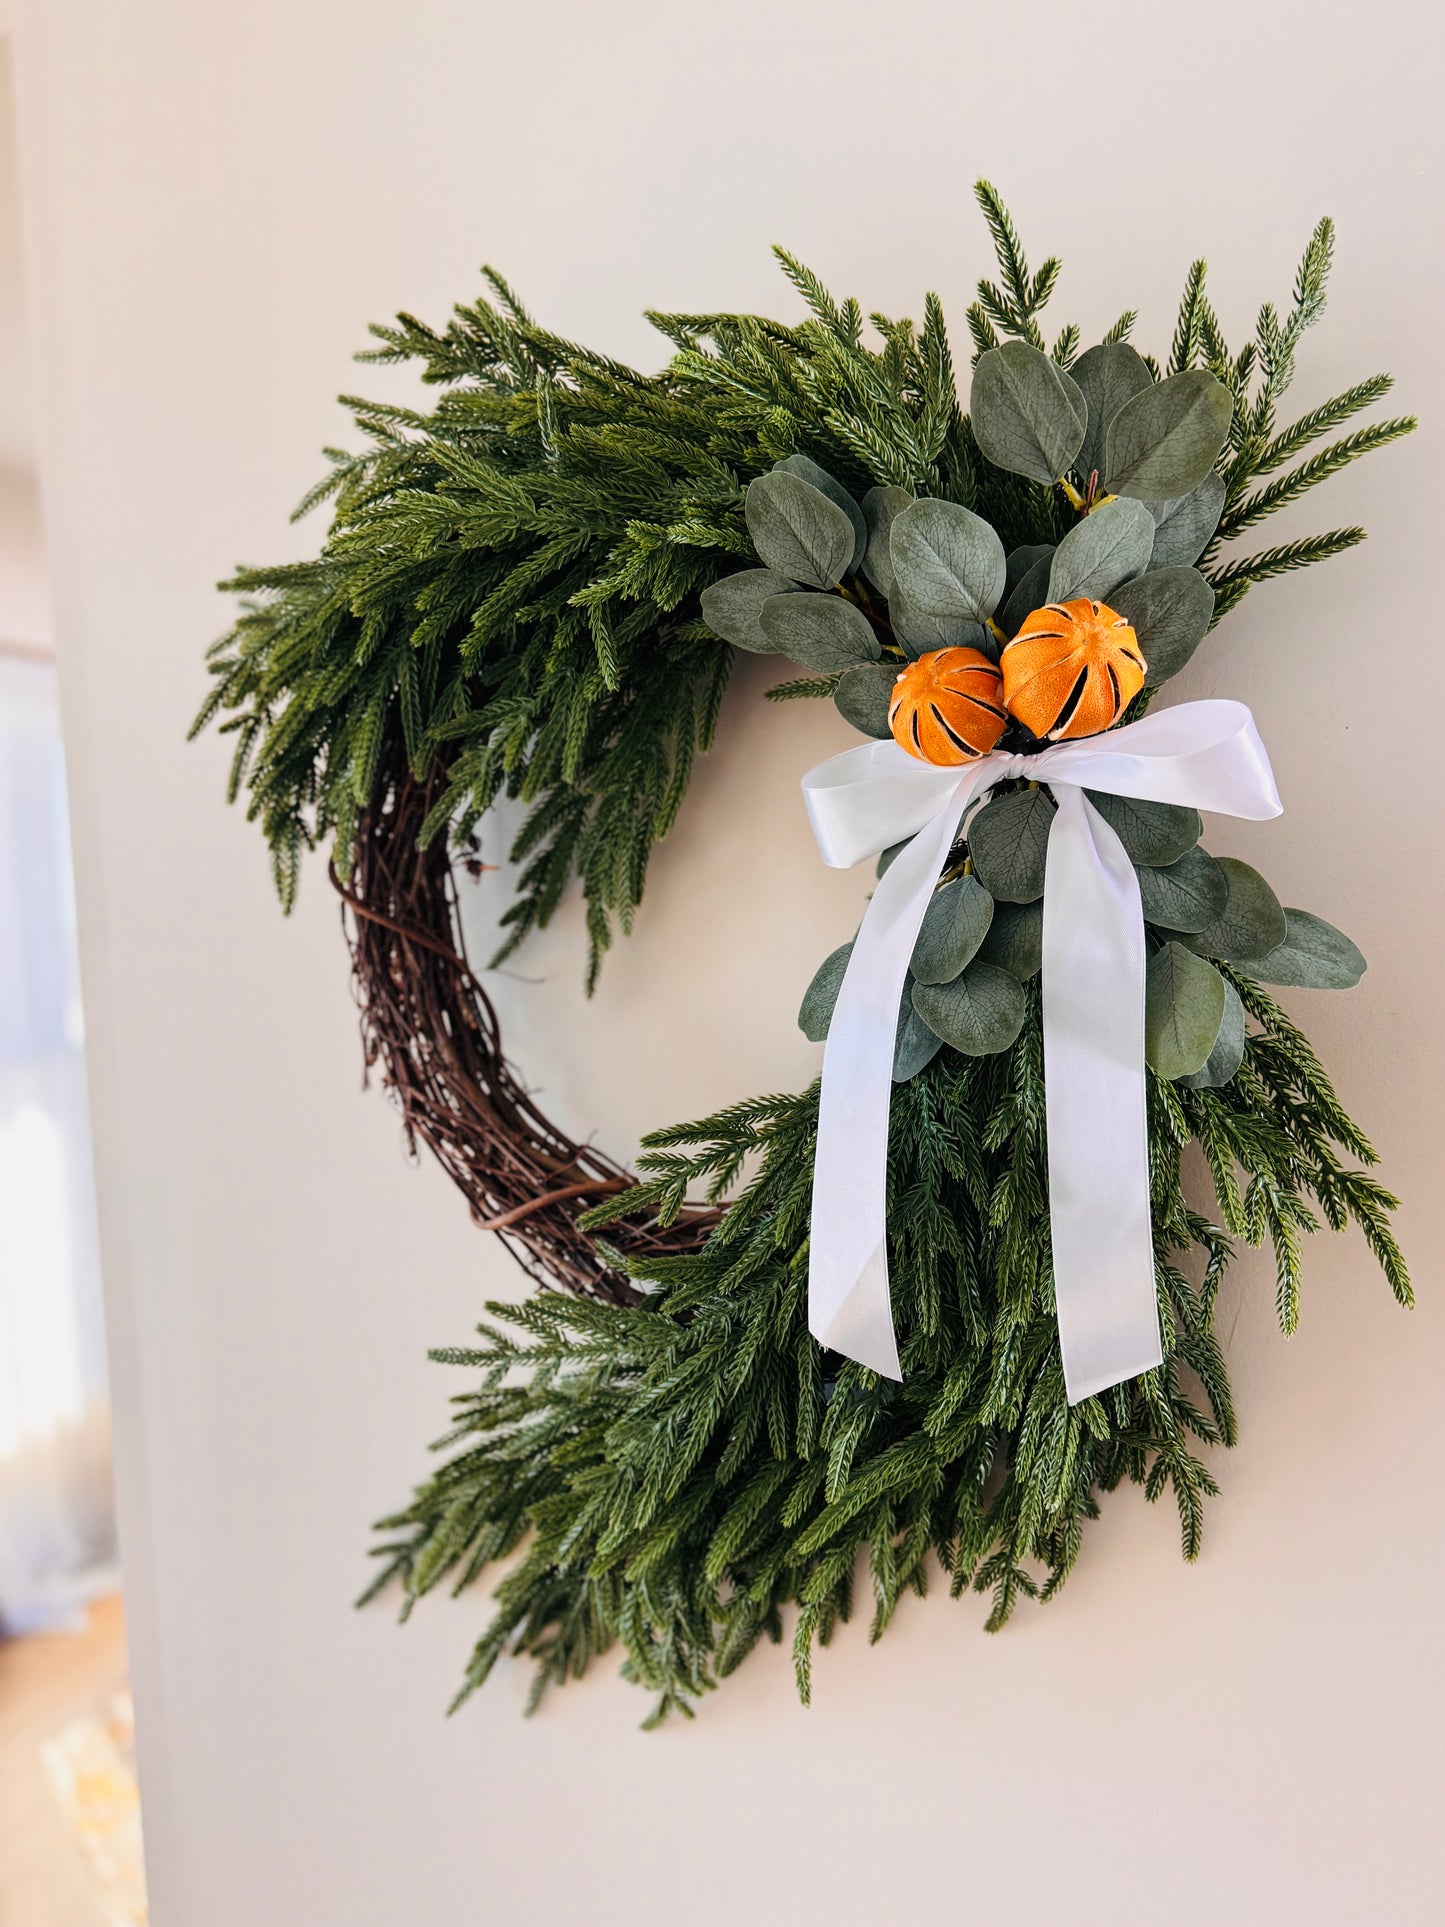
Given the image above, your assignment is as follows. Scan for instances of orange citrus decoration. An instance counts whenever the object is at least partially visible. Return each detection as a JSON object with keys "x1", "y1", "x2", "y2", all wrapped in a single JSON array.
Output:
[
  {"x1": 887, "y1": 646, "x2": 1008, "y2": 765},
  {"x1": 1001, "y1": 597, "x2": 1147, "y2": 741}
]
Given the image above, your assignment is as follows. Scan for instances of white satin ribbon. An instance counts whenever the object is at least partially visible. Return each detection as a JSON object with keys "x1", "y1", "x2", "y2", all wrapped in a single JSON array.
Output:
[{"x1": 803, "y1": 698, "x2": 1282, "y2": 1402}]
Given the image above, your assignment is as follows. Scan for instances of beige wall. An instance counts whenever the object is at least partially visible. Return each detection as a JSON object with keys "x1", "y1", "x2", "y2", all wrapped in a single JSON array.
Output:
[
  {"x1": 0, "y1": 29, "x2": 49, "y2": 654},
  {"x1": 13, "y1": 1, "x2": 1445, "y2": 1920}
]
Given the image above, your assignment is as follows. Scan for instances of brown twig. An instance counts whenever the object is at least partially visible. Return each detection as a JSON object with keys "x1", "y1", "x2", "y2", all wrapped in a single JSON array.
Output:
[
  {"x1": 335, "y1": 733, "x2": 721, "y2": 1307},
  {"x1": 476, "y1": 1179, "x2": 629, "y2": 1232}
]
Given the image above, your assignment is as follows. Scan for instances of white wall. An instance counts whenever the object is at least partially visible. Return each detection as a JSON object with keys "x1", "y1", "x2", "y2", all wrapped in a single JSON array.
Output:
[
  {"x1": 0, "y1": 32, "x2": 49, "y2": 653},
  {"x1": 12, "y1": 1, "x2": 1445, "y2": 1920},
  {"x1": 0, "y1": 33, "x2": 35, "y2": 471}
]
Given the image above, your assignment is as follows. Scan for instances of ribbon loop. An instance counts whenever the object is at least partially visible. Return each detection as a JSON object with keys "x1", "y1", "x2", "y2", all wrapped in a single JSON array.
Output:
[{"x1": 803, "y1": 699, "x2": 1281, "y2": 1403}]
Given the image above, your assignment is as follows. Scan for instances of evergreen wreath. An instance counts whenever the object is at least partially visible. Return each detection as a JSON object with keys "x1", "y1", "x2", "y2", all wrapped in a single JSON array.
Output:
[{"x1": 196, "y1": 185, "x2": 1415, "y2": 1724}]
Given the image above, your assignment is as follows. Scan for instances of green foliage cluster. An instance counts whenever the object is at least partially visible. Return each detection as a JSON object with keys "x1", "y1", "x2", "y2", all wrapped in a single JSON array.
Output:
[
  {"x1": 194, "y1": 184, "x2": 1411, "y2": 982},
  {"x1": 798, "y1": 786, "x2": 1370, "y2": 1094},
  {"x1": 193, "y1": 185, "x2": 1414, "y2": 1719},
  {"x1": 964, "y1": 184, "x2": 1416, "y2": 621},
  {"x1": 699, "y1": 208, "x2": 1398, "y2": 1098},
  {"x1": 366, "y1": 975, "x2": 1407, "y2": 1724}
]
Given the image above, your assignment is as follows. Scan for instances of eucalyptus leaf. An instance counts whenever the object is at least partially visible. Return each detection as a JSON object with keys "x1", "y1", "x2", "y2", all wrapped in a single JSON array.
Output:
[
  {"x1": 1145, "y1": 941, "x2": 1227, "y2": 1079},
  {"x1": 967, "y1": 786, "x2": 1056, "y2": 903},
  {"x1": 888, "y1": 586, "x2": 990, "y2": 660},
  {"x1": 998, "y1": 550, "x2": 1054, "y2": 639},
  {"x1": 1047, "y1": 496, "x2": 1155, "y2": 604},
  {"x1": 1004, "y1": 544, "x2": 1055, "y2": 606},
  {"x1": 1148, "y1": 472, "x2": 1226, "y2": 570},
  {"x1": 894, "y1": 989, "x2": 945, "y2": 1082},
  {"x1": 1179, "y1": 979, "x2": 1245, "y2": 1089},
  {"x1": 798, "y1": 940, "x2": 942, "y2": 1079},
  {"x1": 1102, "y1": 369, "x2": 1233, "y2": 503},
  {"x1": 910, "y1": 874, "x2": 994, "y2": 985},
  {"x1": 1180, "y1": 857, "x2": 1287, "y2": 963},
  {"x1": 759, "y1": 592, "x2": 880, "y2": 670},
  {"x1": 834, "y1": 661, "x2": 897, "y2": 739},
  {"x1": 1244, "y1": 909, "x2": 1366, "y2": 989},
  {"x1": 1085, "y1": 791, "x2": 1201, "y2": 866},
  {"x1": 862, "y1": 485, "x2": 912, "y2": 596},
  {"x1": 698, "y1": 568, "x2": 802, "y2": 652},
  {"x1": 1071, "y1": 342, "x2": 1154, "y2": 486},
  {"x1": 1137, "y1": 845, "x2": 1228, "y2": 934},
  {"x1": 1107, "y1": 567, "x2": 1215, "y2": 686},
  {"x1": 877, "y1": 841, "x2": 907, "y2": 878},
  {"x1": 969, "y1": 340, "x2": 1087, "y2": 484},
  {"x1": 798, "y1": 940, "x2": 853, "y2": 1042},
  {"x1": 745, "y1": 472, "x2": 856, "y2": 588},
  {"x1": 890, "y1": 498, "x2": 1007, "y2": 624},
  {"x1": 774, "y1": 454, "x2": 867, "y2": 575},
  {"x1": 978, "y1": 898, "x2": 1043, "y2": 980},
  {"x1": 912, "y1": 960, "x2": 1027, "y2": 1057}
]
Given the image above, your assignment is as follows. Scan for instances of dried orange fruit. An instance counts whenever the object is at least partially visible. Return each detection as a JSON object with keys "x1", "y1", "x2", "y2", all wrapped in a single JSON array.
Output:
[
  {"x1": 887, "y1": 647, "x2": 1008, "y2": 765},
  {"x1": 1001, "y1": 597, "x2": 1146, "y2": 741}
]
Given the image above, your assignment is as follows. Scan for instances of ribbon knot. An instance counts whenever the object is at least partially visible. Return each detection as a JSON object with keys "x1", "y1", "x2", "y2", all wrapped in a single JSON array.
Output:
[{"x1": 801, "y1": 698, "x2": 1282, "y2": 1402}]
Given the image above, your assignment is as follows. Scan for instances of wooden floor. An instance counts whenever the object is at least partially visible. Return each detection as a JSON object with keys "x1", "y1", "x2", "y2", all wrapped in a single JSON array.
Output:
[{"x1": 0, "y1": 1594, "x2": 130, "y2": 1927}]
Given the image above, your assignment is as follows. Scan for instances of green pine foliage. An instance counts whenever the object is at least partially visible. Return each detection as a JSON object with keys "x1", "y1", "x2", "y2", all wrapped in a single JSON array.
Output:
[
  {"x1": 191, "y1": 187, "x2": 1413, "y2": 1719},
  {"x1": 1175, "y1": 218, "x2": 1415, "y2": 616},
  {"x1": 366, "y1": 975, "x2": 1407, "y2": 1724},
  {"x1": 195, "y1": 184, "x2": 1412, "y2": 975}
]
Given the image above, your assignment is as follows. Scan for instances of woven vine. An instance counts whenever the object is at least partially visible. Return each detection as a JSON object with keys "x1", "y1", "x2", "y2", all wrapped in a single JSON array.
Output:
[{"x1": 335, "y1": 734, "x2": 715, "y2": 1303}]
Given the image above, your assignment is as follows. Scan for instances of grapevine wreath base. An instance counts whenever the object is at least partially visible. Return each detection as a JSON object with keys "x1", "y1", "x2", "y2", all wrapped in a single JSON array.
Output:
[
  {"x1": 199, "y1": 187, "x2": 1413, "y2": 1723},
  {"x1": 333, "y1": 736, "x2": 711, "y2": 1304}
]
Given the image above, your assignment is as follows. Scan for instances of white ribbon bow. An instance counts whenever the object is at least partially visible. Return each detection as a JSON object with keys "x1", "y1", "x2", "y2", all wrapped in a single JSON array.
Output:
[{"x1": 802, "y1": 698, "x2": 1282, "y2": 1403}]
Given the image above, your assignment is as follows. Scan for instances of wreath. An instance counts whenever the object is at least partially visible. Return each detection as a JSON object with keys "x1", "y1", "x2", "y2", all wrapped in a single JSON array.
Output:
[{"x1": 196, "y1": 184, "x2": 1414, "y2": 1724}]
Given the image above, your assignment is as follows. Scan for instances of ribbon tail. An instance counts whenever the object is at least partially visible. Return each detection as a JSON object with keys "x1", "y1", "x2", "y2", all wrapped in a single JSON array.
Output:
[
  {"x1": 1042, "y1": 784, "x2": 1164, "y2": 1404},
  {"x1": 809, "y1": 763, "x2": 996, "y2": 1379},
  {"x1": 811, "y1": 1239, "x2": 897, "y2": 1379}
]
